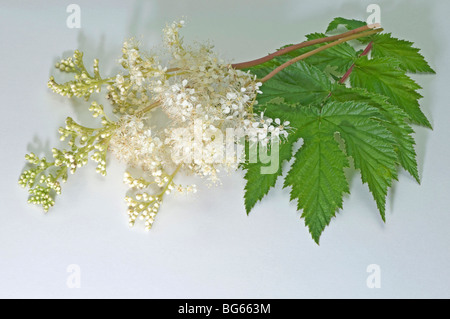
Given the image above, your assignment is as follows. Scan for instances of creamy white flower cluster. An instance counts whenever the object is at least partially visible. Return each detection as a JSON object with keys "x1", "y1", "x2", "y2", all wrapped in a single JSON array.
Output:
[
  {"x1": 154, "y1": 20, "x2": 289, "y2": 182},
  {"x1": 31, "y1": 19, "x2": 291, "y2": 230},
  {"x1": 107, "y1": 40, "x2": 167, "y2": 115},
  {"x1": 110, "y1": 116, "x2": 165, "y2": 182},
  {"x1": 99, "y1": 20, "x2": 289, "y2": 226},
  {"x1": 110, "y1": 117, "x2": 197, "y2": 229}
]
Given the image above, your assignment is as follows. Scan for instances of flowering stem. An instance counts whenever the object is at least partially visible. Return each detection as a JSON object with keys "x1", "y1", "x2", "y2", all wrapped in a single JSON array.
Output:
[
  {"x1": 157, "y1": 164, "x2": 181, "y2": 199},
  {"x1": 166, "y1": 67, "x2": 181, "y2": 73},
  {"x1": 259, "y1": 28, "x2": 382, "y2": 83},
  {"x1": 231, "y1": 24, "x2": 380, "y2": 70},
  {"x1": 136, "y1": 100, "x2": 161, "y2": 115}
]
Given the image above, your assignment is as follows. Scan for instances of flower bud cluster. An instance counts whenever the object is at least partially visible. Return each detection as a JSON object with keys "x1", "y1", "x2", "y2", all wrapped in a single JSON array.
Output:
[
  {"x1": 19, "y1": 103, "x2": 117, "y2": 211},
  {"x1": 19, "y1": 154, "x2": 67, "y2": 212},
  {"x1": 48, "y1": 50, "x2": 106, "y2": 100}
]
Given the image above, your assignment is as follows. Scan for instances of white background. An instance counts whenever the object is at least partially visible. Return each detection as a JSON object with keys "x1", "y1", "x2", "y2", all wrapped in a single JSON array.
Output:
[{"x1": 0, "y1": 0, "x2": 449, "y2": 298}]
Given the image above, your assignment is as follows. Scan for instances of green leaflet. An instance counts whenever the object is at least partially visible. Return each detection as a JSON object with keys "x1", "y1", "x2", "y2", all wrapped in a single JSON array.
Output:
[
  {"x1": 321, "y1": 101, "x2": 398, "y2": 222},
  {"x1": 287, "y1": 130, "x2": 349, "y2": 243},
  {"x1": 370, "y1": 33, "x2": 435, "y2": 73},
  {"x1": 243, "y1": 138, "x2": 295, "y2": 214},
  {"x1": 330, "y1": 87, "x2": 420, "y2": 182},
  {"x1": 350, "y1": 56, "x2": 431, "y2": 128},
  {"x1": 280, "y1": 104, "x2": 351, "y2": 244},
  {"x1": 326, "y1": 17, "x2": 367, "y2": 33},
  {"x1": 255, "y1": 61, "x2": 334, "y2": 106},
  {"x1": 242, "y1": 100, "x2": 307, "y2": 213},
  {"x1": 325, "y1": 17, "x2": 372, "y2": 45}
]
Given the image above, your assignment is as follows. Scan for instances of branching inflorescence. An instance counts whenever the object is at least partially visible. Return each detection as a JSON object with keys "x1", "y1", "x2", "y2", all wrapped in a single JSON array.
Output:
[
  {"x1": 19, "y1": 18, "x2": 433, "y2": 243},
  {"x1": 20, "y1": 20, "x2": 292, "y2": 228}
]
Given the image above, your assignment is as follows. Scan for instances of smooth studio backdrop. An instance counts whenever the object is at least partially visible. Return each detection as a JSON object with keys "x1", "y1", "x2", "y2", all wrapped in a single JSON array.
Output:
[{"x1": 0, "y1": 0, "x2": 449, "y2": 298}]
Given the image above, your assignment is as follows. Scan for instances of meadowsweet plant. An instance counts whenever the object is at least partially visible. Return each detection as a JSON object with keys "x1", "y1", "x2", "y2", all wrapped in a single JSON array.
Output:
[{"x1": 19, "y1": 17, "x2": 434, "y2": 243}]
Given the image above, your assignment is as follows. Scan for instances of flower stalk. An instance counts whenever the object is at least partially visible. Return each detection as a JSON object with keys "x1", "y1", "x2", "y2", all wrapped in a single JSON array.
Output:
[
  {"x1": 231, "y1": 23, "x2": 380, "y2": 70},
  {"x1": 259, "y1": 28, "x2": 383, "y2": 82}
]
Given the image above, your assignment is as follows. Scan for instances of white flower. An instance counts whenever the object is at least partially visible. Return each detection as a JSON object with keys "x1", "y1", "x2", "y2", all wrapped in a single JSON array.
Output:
[{"x1": 109, "y1": 20, "x2": 290, "y2": 188}]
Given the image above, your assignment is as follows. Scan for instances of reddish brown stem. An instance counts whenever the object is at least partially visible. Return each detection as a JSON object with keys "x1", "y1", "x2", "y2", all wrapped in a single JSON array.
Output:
[
  {"x1": 339, "y1": 41, "x2": 373, "y2": 84},
  {"x1": 231, "y1": 23, "x2": 380, "y2": 70},
  {"x1": 260, "y1": 28, "x2": 382, "y2": 83}
]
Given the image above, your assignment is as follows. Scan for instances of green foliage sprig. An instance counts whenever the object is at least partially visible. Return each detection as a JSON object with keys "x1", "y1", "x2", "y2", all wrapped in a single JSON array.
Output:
[{"x1": 241, "y1": 17, "x2": 434, "y2": 243}]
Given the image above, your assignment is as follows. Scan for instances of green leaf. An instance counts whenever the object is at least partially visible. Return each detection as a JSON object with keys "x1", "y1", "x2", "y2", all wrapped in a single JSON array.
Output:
[
  {"x1": 350, "y1": 56, "x2": 431, "y2": 128},
  {"x1": 283, "y1": 108, "x2": 350, "y2": 243},
  {"x1": 370, "y1": 33, "x2": 435, "y2": 73},
  {"x1": 243, "y1": 139, "x2": 295, "y2": 213},
  {"x1": 331, "y1": 87, "x2": 420, "y2": 182},
  {"x1": 256, "y1": 61, "x2": 334, "y2": 106},
  {"x1": 326, "y1": 17, "x2": 367, "y2": 33},
  {"x1": 317, "y1": 101, "x2": 398, "y2": 221},
  {"x1": 248, "y1": 101, "x2": 350, "y2": 243},
  {"x1": 243, "y1": 100, "x2": 309, "y2": 213},
  {"x1": 256, "y1": 100, "x2": 398, "y2": 242}
]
